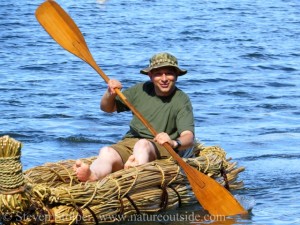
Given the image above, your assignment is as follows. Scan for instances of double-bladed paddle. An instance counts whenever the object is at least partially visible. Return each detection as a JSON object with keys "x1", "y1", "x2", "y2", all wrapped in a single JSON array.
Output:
[{"x1": 35, "y1": 0, "x2": 247, "y2": 216}]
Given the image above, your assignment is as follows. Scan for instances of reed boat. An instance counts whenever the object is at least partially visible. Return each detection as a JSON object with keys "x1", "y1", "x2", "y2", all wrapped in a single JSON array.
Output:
[{"x1": 0, "y1": 135, "x2": 245, "y2": 224}]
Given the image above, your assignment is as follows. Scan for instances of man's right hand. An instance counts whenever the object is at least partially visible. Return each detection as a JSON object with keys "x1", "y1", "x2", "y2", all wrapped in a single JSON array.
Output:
[
  {"x1": 101, "y1": 79, "x2": 123, "y2": 113},
  {"x1": 107, "y1": 79, "x2": 122, "y2": 95}
]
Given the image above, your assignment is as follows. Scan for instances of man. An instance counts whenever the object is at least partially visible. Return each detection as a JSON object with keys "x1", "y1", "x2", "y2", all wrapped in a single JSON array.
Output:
[{"x1": 74, "y1": 52, "x2": 195, "y2": 182}]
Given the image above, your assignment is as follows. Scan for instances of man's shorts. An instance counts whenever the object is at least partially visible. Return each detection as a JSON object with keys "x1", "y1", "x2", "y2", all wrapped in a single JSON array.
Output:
[{"x1": 110, "y1": 138, "x2": 172, "y2": 163}]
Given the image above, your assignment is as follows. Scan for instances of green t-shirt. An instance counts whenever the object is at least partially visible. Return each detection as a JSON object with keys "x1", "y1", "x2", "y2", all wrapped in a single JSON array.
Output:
[{"x1": 115, "y1": 81, "x2": 194, "y2": 140}]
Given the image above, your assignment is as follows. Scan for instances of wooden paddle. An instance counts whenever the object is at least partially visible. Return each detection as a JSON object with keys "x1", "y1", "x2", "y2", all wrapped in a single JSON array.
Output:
[{"x1": 35, "y1": 0, "x2": 247, "y2": 216}]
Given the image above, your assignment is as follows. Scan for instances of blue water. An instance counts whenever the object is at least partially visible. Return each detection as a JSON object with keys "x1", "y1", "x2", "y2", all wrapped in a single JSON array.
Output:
[{"x1": 1, "y1": 0, "x2": 300, "y2": 224}]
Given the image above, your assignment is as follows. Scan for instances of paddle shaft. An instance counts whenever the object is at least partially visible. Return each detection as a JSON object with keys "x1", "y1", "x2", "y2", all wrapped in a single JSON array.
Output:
[{"x1": 35, "y1": 0, "x2": 247, "y2": 216}]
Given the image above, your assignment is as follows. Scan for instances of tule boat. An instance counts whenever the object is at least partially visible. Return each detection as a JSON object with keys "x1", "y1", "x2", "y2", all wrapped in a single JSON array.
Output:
[{"x1": 0, "y1": 135, "x2": 245, "y2": 224}]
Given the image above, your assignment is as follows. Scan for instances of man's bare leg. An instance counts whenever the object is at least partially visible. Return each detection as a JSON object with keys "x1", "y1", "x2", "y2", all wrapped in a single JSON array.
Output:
[
  {"x1": 124, "y1": 139, "x2": 157, "y2": 169},
  {"x1": 74, "y1": 146, "x2": 123, "y2": 182},
  {"x1": 124, "y1": 155, "x2": 138, "y2": 169}
]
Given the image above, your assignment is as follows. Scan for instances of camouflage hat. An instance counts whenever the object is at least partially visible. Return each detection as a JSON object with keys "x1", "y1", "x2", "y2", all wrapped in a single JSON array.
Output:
[{"x1": 140, "y1": 52, "x2": 187, "y2": 76}]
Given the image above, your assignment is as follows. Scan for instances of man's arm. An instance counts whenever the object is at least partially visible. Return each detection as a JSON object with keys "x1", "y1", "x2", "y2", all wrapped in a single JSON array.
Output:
[
  {"x1": 172, "y1": 130, "x2": 194, "y2": 152},
  {"x1": 100, "y1": 79, "x2": 122, "y2": 113},
  {"x1": 154, "y1": 130, "x2": 194, "y2": 151}
]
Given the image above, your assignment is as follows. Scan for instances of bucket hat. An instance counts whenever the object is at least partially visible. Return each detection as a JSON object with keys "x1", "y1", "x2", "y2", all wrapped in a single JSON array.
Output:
[{"x1": 140, "y1": 52, "x2": 187, "y2": 76}]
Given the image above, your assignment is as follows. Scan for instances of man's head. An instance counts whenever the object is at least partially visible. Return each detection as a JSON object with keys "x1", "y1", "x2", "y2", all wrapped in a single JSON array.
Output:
[
  {"x1": 140, "y1": 53, "x2": 187, "y2": 97},
  {"x1": 140, "y1": 52, "x2": 187, "y2": 76}
]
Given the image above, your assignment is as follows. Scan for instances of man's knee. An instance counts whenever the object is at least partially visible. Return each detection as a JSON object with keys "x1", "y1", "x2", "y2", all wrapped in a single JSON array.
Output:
[
  {"x1": 134, "y1": 139, "x2": 153, "y2": 152},
  {"x1": 134, "y1": 139, "x2": 157, "y2": 160},
  {"x1": 99, "y1": 146, "x2": 121, "y2": 162}
]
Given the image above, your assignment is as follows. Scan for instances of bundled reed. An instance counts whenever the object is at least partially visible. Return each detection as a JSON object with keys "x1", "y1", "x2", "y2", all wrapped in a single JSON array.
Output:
[
  {"x1": 0, "y1": 136, "x2": 32, "y2": 220},
  {"x1": 0, "y1": 135, "x2": 245, "y2": 224}
]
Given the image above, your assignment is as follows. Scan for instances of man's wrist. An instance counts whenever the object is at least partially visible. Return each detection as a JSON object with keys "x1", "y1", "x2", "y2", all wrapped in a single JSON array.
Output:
[
  {"x1": 106, "y1": 90, "x2": 116, "y2": 98},
  {"x1": 173, "y1": 139, "x2": 182, "y2": 151},
  {"x1": 172, "y1": 140, "x2": 178, "y2": 149}
]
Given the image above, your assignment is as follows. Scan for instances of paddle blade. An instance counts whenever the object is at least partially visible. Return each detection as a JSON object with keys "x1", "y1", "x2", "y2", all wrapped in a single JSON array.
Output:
[
  {"x1": 35, "y1": 0, "x2": 93, "y2": 64},
  {"x1": 170, "y1": 151, "x2": 247, "y2": 216},
  {"x1": 183, "y1": 163, "x2": 247, "y2": 215}
]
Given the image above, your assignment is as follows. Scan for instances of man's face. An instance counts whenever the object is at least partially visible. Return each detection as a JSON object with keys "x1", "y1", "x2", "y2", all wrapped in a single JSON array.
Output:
[{"x1": 149, "y1": 67, "x2": 178, "y2": 97}]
